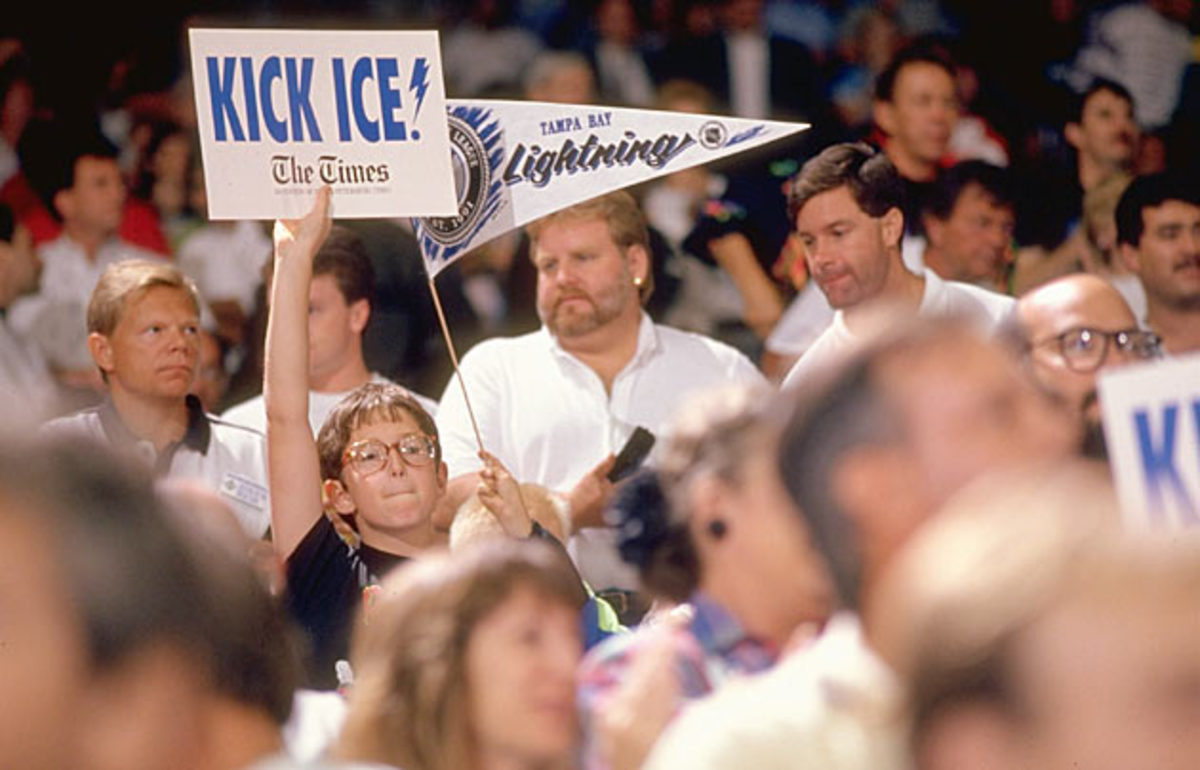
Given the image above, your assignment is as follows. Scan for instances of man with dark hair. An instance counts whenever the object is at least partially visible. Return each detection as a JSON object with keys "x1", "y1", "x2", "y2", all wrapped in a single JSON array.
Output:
[
  {"x1": 781, "y1": 143, "x2": 1014, "y2": 388},
  {"x1": 223, "y1": 225, "x2": 435, "y2": 435},
  {"x1": 872, "y1": 44, "x2": 960, "y2": 235},
  {"x1": 1069, "y1": 80, "x2": 1140, "y2": 196},
  {"x1": 1116, "y1": 172, "x2": 1200, "y2": 354},
  {"x1": 1016, "y1": 79, "x2": 1139, "y2": 258},
  {"x1": 643, "y1": 318, "x2": 1075, "y2": 770},
  {"x1": 8, "y1": 124, "x2": 166, "y2": 387},
  {"x1": 0, "y1": 438, "x2": 214, "y2": 770},
  {"x1": 920, "y1": 160, "x2": 1016, "y2": 292}
]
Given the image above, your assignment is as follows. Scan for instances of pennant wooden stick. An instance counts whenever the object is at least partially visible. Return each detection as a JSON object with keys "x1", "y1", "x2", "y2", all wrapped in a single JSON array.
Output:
[{"x1": 426, "y1": 276, "x2": 485, "y2": 453}]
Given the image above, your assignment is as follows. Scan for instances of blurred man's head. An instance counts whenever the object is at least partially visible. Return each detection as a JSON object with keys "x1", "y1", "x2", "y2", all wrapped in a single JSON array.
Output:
[
  {"x1": 873, "y1": 46, "x2": 960, "y2": 182},
  {"x1": 894, "y1": 471, "x2": 1200, "y2": 770},
  {"x1": 1015, "y1": 274, "x2": 1158, "y2": 429},
  {"x1": 778, "y1": 317, "x2": 1075, "y2": 609},
  {"x1": 36, "y1": 126, "x2": 127, "y2": 240},
  {"x1": 523, "y1": 52, "x2": 596, "y2": 104},
  {"x1": 0, "y1": 439, "x2": 214, "y2": 770},
  {"x1": 788, "y1": 142, "x2": 906, "y2": 310},
  {"x1": 922, "y1": 161, "x2": 1015, "y2": 288},
  {"x1": 1066, "y1": 79, "x2": 1139, "y2": 179},
  {"x1": 159, "y1": 480, "x2": 300, "y2": 769}
]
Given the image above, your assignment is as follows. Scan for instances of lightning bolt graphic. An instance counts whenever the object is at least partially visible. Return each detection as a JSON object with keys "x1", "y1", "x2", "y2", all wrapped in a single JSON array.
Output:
[{"x1": 409, "y1": 57, "x2": 430, "y2": 125}]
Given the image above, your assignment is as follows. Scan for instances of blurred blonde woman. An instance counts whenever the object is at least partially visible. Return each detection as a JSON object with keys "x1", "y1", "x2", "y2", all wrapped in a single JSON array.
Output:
[{"x1": 333, "y1": 539, "x2": 587, "y2": 770}]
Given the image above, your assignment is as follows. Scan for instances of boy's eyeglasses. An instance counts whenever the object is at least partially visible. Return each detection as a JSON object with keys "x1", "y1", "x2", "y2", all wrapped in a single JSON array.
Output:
[{"x1": 342, "y1": 435, "x2": 437, "y2": 475}]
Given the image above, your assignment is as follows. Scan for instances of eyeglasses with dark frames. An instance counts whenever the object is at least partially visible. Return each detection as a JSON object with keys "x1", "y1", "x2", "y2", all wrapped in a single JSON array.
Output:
[{"x1": 1033, "y1": 327, "x2": 1161, "y2": 373}]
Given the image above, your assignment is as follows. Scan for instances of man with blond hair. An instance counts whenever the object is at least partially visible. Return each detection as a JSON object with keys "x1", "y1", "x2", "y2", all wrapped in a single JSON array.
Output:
[
  {"x1": 42, "y1": 259, "x2": 270, "y2": 536},
  {"x1": 436, "y1": 190, "x2": 764, "y2": 593}
]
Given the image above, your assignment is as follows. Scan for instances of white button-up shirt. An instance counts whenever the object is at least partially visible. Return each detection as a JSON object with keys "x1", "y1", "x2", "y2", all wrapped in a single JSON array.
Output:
[{"x1": 437, "y1": 313, "x2": 765, "y2": 589}]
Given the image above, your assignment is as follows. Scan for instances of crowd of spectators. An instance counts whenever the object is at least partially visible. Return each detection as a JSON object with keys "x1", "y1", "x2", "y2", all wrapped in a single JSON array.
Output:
[{"x1": 3, "y1": 2, "x2": 1200, "y2": 770}]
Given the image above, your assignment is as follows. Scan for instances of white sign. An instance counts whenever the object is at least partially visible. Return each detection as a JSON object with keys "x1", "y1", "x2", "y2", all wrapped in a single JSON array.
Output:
[
  {"x1": 413, "y1": 100, "x2": 808, "y2": 276},
  {"x1": 1100, "y1": 353, "x2": 1200, "y2": 530},
  {"x1": 189, "y1": 28, "x2": 457, "y2": 220}
]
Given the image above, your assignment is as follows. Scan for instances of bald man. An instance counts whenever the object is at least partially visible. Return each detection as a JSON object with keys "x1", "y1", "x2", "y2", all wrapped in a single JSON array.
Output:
[{"x1": 1014, "y1": 274, "x2": 1161, "y2": 455}]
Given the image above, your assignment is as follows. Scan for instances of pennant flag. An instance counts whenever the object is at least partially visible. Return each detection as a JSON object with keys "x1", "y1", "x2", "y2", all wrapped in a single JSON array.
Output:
[{"x1": 414, "y1": 100, "x2": 808, "y2": 277}]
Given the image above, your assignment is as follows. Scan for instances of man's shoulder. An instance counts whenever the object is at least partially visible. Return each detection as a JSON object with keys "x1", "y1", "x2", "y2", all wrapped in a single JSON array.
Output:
[
  {"x1": 780, "y1": 317, "x2": 847, "y2": 389},
  {"x1": 40, "y1": 407, "x2": 104, "y2": 440},
  {"x1": 651, "y1": 323, "x2": 761, "y2": 372},
  {"x1": 456, "y1": 330, "x2": 553, "y2": 374},
  {"x1": 466, "y1": 329, "x2": 547, "y2": 355},
  {"x1": 206, "y1": 411, "x2": 268, "y2": 451},
  {"x1": 220, "y1": 394, "x2": 266, "y2": 431},
  {"x1": 934, "y1": 276, "x2": 1016, "y2": 322}
]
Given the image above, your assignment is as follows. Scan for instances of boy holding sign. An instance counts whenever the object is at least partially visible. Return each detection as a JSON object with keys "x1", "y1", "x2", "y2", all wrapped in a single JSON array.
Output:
[{"x1": 266, "y1": 189, "x2": 539, "y2": 687}]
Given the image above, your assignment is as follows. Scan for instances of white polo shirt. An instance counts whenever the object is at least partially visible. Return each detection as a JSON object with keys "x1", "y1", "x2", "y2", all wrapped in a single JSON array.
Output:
[
  {"x1": 782, "y1": 269, "x2": 1016, "y2": 390},
  {"x1": 41, "y1": 396, "x2": 271, "y2": 538},
  {"x1": 437, "y1": 313, "x2": 765, "y2": 590}
]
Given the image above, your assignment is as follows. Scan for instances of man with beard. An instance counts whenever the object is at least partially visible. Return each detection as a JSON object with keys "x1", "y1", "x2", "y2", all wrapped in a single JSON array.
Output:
[
  {"x1": 436, "y1": 191, "x2": 764, "y2": 593},
  {"x1": 781, "y1": 143, "x2": 1013, "y2": 389},
  {"x1": 1013, "y1": 274, "x2": 1161, "y2": 458},
  {"x1": 1116, "y1": 172, "x2": 1200, "y2": 355}
]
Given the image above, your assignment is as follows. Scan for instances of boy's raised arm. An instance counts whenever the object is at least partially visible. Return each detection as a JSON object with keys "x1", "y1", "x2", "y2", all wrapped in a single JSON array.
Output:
[{"x1": 265, "y1": 187, "x2": 333, "y2": 559}]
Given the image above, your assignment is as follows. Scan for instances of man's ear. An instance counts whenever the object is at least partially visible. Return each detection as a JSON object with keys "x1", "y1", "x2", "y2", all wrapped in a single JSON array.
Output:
[
  {"x1": 685, "y1": 474, "x2": 727, "y2": 540},
  {"x1": 323, "y1": 478, "x2": 357, "y2": 516},
  {"x1": 436, "y1": 460, "x2": 448, "y2": 494},
  {"x1": 1064, "y1": 121, "x2": 1083, "y2": 151},
  {"x1": 923, "y1": 212, "x2": 945, "y2": 249},
  {"x1": 881, "y1": 207, "x2": 905, "y2": 250},
  {"x1": 348, "y1": 298, "x2": 370, "y2": 334},
  {"x1": 873, "y1": 100, "x2": 897, "y2": 136},
  {"x1": 53, "y1": 188, "x2": 74, "y2": 222},
  {"x1": 625, "y1": 243, "x2": 650, "y2": 288},
  {"x1": 1118, "y1": 242, "x2": 1141, "y2": 274},
  {"x1": 87, "y1": 332, "x2": 114, "y2": 374}
]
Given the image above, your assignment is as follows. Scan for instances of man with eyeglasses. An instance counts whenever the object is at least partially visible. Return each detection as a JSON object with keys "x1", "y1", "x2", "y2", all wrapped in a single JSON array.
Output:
[
  {"x1": 1014, "y1": 273, "x2": 1160, "y2": 457},
  {"x1": 1116, "y1": 172, "x2": 1200, "y2": 355}
]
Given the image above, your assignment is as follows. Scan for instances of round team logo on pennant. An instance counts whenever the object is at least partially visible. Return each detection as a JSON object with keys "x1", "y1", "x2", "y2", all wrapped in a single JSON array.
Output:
[
  {"x1": 424, "y1": 114, "x2": 490, "y2": 246},
  {"x1": 699, "y1": 121, "x2": 728, "y2": 150}
]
